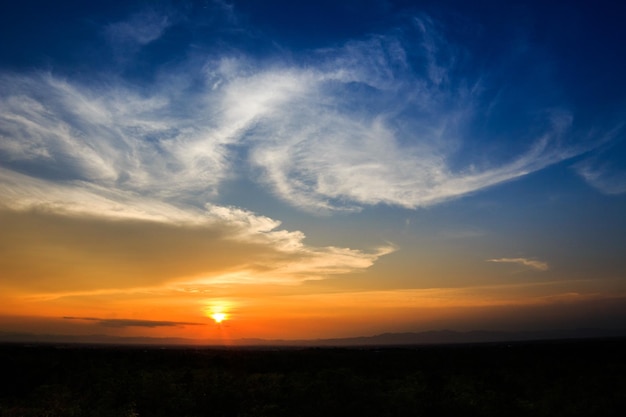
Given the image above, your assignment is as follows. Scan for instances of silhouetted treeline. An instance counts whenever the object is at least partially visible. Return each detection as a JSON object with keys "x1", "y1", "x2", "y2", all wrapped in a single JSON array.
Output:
[{"x1": 1, "y1": 338, "x2": 625, "y2": 416}]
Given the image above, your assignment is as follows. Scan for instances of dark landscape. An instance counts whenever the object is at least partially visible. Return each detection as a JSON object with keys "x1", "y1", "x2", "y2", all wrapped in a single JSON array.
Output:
[{"x1": 1, "y1": 337, "x2": 625, "y2": 417}]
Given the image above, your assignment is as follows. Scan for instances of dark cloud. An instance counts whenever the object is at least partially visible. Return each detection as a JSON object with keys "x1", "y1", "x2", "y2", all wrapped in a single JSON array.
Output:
[{"x1": 63, "y1": 316, "x2": 204, "y2": 328}]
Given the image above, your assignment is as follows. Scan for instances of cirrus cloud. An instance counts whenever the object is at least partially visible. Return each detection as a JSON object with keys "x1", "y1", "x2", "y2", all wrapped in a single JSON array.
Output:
[{"x1": 0, "y1": 15, "x2": 605, "y2": 216}]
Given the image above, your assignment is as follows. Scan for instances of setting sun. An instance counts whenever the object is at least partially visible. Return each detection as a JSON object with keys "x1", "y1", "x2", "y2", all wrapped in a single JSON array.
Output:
[
  {"x1": 212, "y1": 312, "x2": 226, "y2": 324},
  {"x1": 206, "y1": 302, "x2": 231, "y2": 324}
]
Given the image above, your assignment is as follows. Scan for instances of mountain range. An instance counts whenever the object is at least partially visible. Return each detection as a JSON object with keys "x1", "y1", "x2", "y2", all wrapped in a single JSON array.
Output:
[{"x1": 2, "y1": 328, "x2": 625, "y2": 347}]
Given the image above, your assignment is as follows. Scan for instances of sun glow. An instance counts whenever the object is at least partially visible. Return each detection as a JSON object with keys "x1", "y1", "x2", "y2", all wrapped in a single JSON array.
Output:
[
  {"x1": 206, "y1": 302, "x2": 231, "y2": 324},
  {"x1": 212, "y1": 312, "x2": 226, "y2": 323}
]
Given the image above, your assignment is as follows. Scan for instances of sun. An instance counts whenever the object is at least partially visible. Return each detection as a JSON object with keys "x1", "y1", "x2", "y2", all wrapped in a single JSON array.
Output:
[
  {"x1": 211, "y1": 312, "x2": 227, "y2": 324},
  {"x1": 205, "y1": 302, "x2": 231, "y2": 324}
]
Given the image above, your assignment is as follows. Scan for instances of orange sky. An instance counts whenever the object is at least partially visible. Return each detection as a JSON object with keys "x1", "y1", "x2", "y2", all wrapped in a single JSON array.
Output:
[{"x1": 2, "y1": 205, "x2": 625, "y2": 342}]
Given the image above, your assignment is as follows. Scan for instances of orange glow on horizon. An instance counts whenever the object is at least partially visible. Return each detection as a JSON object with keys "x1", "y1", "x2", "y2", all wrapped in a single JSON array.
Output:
[{"x1": 2, "y1": 268, "x2": 626, "y2": 342}]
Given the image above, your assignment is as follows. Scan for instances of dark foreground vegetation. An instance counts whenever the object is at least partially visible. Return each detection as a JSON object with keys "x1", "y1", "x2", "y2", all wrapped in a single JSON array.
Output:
[{"x1": 1, "y1": 338, "x2": 625, "y2": 417}]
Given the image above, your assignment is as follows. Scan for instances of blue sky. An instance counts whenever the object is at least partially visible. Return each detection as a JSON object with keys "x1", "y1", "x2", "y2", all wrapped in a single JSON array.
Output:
[{"x1": 0, "y1": 0, "x2": 625, "y2": 340}]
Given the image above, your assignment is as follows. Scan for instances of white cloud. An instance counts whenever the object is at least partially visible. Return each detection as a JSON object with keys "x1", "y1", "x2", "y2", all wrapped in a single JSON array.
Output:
[
  {"x1": 243, "y1": 38, "x2": 579, "y2": 211},
  {"x1": 249, "y1": 107, "x2": 574, "y2": 211},
  {"x1": 0, "y1": 14, "x2": 607, "y2": 220},
  {"x1": 487, "y1": 257, "x2": 550, "y2": 272},
  {"x1": 0, "y1": 72, "x2": 231, "y2": 203},
  {"x1": 0, "y1": 167, "x2": 208, "y2": 224}
]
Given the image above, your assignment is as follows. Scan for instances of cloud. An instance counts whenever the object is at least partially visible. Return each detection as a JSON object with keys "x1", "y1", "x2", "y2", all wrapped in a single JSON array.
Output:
[
  {"x1": 0, "y1": 72, "x2": 231, "y2": 203},
  {"x1": 574, "y1": 134, "x2": 626, "y2": 195},
  {"x1": 576, "y1": 162, "x2": 626, "y2": 195},
  {"x1": 0, "y1": 189, "x2": 392, "y2": 292},
  {"x1": 243, "y1": 37, "x2": 582, "y2": 211},
  {"x1": 63, "y1": 317, "x2": 203, "y2": 328},
  {"x1": 487, "y1": 258, "x2": 549, "y2": 272},
  {"x1": 105, "y1": 8, "x2": 173, "y2": 47},
  {"x1": 0, "y1": 14, "x2": 605, "y2": 216}
]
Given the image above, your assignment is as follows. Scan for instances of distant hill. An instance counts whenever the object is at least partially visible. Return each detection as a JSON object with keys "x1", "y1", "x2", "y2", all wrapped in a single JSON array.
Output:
[
  {"x1": 2, "y1": 327, "x2": 626, "y2": 347},
  {"x1": 301, "y1": 328, "x2": 626, "y2": 346}
]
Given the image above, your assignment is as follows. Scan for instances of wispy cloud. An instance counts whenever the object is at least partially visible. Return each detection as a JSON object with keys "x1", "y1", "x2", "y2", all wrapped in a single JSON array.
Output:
[
  {"x1": 244, "y1": 34, "x2": 582, "y2": 211},
  {"x1": 576, "y1": 162, "x2": 626, "y2": 195},
  {"x1": 0, "y1": 15, "x2": 602, "y2": 215},
  {"x1": 487, "y1": 258, "x2": 549, "y2": 272},
  {"x1": 0, "y1": 180, "x2": 393, "y2": 292},
  {"x1": 574, "y1": 135, "x2": 626, "y2": 195},
  {"x1": 63, "y1": 317, "x2": 203, "y2": 328},
  {"x1": 0, "y1": 72, "x2": 230, "y2": 202},
  {"x1": 105, "y1": 8, "x2": 173, "y2": 47}
]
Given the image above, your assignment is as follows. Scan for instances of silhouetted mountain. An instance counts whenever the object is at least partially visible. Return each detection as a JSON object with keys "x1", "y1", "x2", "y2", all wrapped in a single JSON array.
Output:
[
  {"x1": 306, "y1": 328, "x2": 626, "y2": 346},
  {"x1": 2, "y1": 328, "x2": 625, "y2": 347}
]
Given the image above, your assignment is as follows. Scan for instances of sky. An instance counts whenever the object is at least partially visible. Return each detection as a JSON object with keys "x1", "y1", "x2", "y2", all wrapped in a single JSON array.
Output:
[{"x1": 1, "y1": 0, "x2": 625, "y2": 343}]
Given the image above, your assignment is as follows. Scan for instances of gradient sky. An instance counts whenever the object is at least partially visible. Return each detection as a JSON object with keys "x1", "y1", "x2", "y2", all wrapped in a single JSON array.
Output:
[{"x1": 1, "y1": 0, "x2": 625, "y2": 342}]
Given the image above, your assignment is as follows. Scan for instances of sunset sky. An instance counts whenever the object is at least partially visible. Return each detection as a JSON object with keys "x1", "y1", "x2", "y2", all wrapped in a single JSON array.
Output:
[{"x1": 1, "y1": 0, "x2": 625, "y2": 343}]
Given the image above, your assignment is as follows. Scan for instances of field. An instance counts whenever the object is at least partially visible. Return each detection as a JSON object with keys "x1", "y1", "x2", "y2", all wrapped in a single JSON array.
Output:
[{"x1": 1, "y1": 338, "x2": 625, "y2": 416}]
